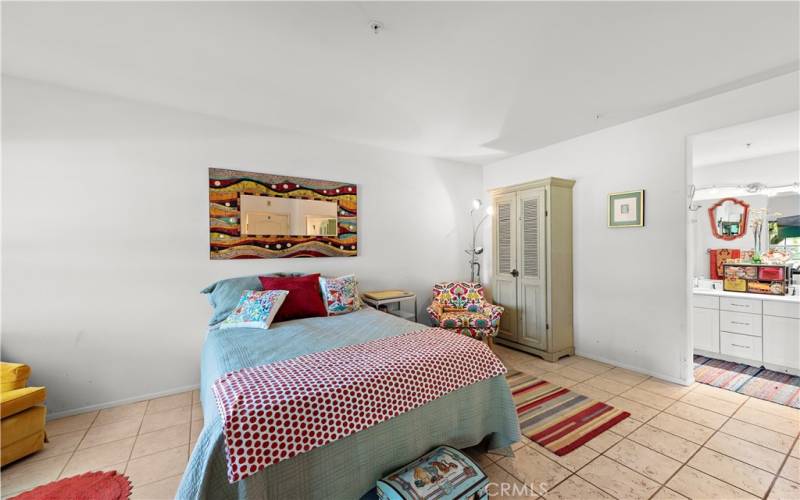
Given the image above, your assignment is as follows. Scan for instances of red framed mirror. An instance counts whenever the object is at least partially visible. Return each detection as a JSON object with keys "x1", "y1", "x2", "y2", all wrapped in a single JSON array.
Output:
[{"x1": 708, "y1": 197, "x2": 749, "y2": 241}]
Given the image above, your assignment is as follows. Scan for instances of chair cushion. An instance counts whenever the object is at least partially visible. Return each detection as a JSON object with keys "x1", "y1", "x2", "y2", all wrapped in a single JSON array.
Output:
[
  {"x1": 1, "y1": 387, "x2": 47, "y2": 419},
  {"x1": 439, "y1": 311, "x2": 491, "y2": 329},
  {"x1": 0, "y1": 363, "x2": 30, "y2": 392}
]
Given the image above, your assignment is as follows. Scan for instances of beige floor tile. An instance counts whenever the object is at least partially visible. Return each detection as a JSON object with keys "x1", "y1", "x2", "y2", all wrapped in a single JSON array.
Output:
[
  {"x1": 540, "y1": 372, "x2": 578, "y2": 388},
  {"x1": 719, "y1": 418, "x2": 795, "y2": 453},
  {"x1": 524, "y1": 357, "x2": 566, "y2": 372},
  {"x1": 651, "y1": 487, "x2": 688, "y2": 499},
  {"x1": 131, "y1": 423, "x2": 190, "y2": 459},
  {"x1": 780, "y1": 456, "x2": 800, "y2": 483},
  {"x1": 189, "y1": 439, "x2": 198, "y2": 456},
  {"x1": 637, "y1": 379, "x2": 694, "y2": 400},
  {"x1": 605, "y1": 439, "x2": 682, "y2": 483},
  {"x1": 602, "y1": 367, "x2": 649, "y2": 386},
  {"x1": 191, "y1": 403, "x2": 203, "y2": 421},
  {"x1": 464, "y1": 446, "x2": 496, "y2": 468},
  {"x1": 583, "y1": 376, "x2": 633, "y2": 395},
  {"x1": 45, "y1": 411, "x2": 97, "y2": 437},
  {"x1": 496, "y1": 446, "x2": 570, "y2": 493},
  {"x1": 140, "y1": 405, "x2": 191, "y2": 434},
  {"x1": 78, "y1": 416, "x2": 142, "y2": 450},
  {"x1": 577, "y1": 455, "x2": 660, "y2": 499},
  {"x1": 742, "y1": 397, "x2": 800, "y2": 422},
  {"x1": 609, "y1": 416, "x2": 643, "y2": 437},
  {"x1": 515, "y1": 364, "x2": 548, "y2": 377},
  {"x1": 691, "y1": 383, "x2": 749, "y2": 405},
  {"x1": 94, "y1": 401, "x2": 148, "y2": 426},
  {"x1": 191, "y1": 389, "x2": 200, "y2": 403},
  {"x1": 627, "y1": 424, "x2": 700, "y2": 462},
  {"x1": 689, "y1": 448, "x2": 774, "y2": 497},
  {"x1": 768, "y1": 477, "x2": 800, "y2": 500},
  {"x1": 704, "y1": 432, "x2": 785, "y2": 473},
  {"x1": 680, "y1": 390, "x2": 741, "y2": 416},
  {"x1": 664, "y1": 401, "x2": 727, "y2": 430},
  {"x1": 733, "y1": 406, "x2": 800, "y2": 437},
  {"x1": 646, "y1": 413, "x2": 715, "y2": 445},
  {"x1": 569, "y1": 358, "x2": 614, "y2": 375},
  {"x1": 60, "y1": 437, "x2": 135, "y2": 477},
  {"x1": 26, "y1": 429, "x2": 85, "y2": 462},
  {"x1": 0, "y1": 454, "x2": 71, "y2": 496},
  {"x1": 585, "y1": 430, "x2": 623, "y2": 453},
  {"x1": 526, "y1": 441, "x2": 598, "y2": 472},
  {"x1": 619, "y1": 387, "x2": 674, "y2": 411},
  {"x1": 555, "y1": 366, "x2": 595, "y2": 383},
  {"x1": 545, "y1": 475, "x2": 614, "y2": 499},
  {"x1": 555, "y1": 355, "x2": 583, "y2": 367},
  {"x1": 146, "y1": 392, "x2": 193, "y2": 415},
  {"x1": 792, "y1": 440, "x2": 800, "y2": 458},
  {"x1": 190, "y1": 418, "x2": 203, "y2": 442},
  {"x1": 570, "y1": 382, "x2": 614, "y2": 402},
  {"x1": 483, "y1": 463, "x2": 535, "y2": 499},
  {"x1": 667, "y1": 466, "x2": 757, "y2": 499},
  {"x1": 607, "y1": 396, "x2": 660, "y2": 422},
  {"x1": 125, "y1": 446, "x2": 188, "y2": 489},
  {"x1": 130, "y1": 474, "x2": 182, "y2": 500}
]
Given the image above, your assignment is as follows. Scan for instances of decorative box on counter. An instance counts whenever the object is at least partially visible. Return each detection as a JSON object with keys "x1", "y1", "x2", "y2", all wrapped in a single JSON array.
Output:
[{"x1": 723, "y1": 263, "x2": 790, "y2": 295}]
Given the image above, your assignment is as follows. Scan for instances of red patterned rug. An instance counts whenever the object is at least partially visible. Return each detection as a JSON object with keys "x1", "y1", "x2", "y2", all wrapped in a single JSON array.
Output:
[{"x1": 10, "y1": 471, "x2": 132, "y2": 500}]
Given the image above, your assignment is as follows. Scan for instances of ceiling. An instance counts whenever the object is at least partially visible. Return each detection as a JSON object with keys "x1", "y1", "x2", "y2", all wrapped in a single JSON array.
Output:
[
  {"x1": 3, "y1": 2, "x2": 799, "y2": 164},
  {"x1": 693, "y1": 111, "x2": 800, "y2": 167}
]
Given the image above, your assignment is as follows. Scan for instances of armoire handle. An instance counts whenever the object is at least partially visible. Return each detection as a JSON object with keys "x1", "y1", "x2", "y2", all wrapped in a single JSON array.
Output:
[{"x1": 511, "y1": 269, "x2": 519, "y2": 278}]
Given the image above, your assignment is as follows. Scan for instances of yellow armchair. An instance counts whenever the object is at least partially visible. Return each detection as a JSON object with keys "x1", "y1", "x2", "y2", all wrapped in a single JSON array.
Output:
[{"x1": 1, "y1": 362, "x2": 47, "y2": 466}]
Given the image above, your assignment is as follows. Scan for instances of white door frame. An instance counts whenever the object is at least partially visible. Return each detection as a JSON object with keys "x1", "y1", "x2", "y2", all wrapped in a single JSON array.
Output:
[{"x1": 683, "y1": 135, "x2": 697, "y2": 385}]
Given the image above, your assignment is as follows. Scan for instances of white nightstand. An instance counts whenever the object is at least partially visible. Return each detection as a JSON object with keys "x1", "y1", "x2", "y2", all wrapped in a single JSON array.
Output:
[{"x1": 361, "y1": 292, "x2": 418, "y2": 322}]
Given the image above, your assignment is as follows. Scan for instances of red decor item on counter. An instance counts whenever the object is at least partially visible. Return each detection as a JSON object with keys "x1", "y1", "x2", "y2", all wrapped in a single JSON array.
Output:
[
  {"x1": 709, "y1": 249, "x2": 741, "y2": 280},
  {"x1": 258, "y1": 273, "x2": 327, "y2": 322}
]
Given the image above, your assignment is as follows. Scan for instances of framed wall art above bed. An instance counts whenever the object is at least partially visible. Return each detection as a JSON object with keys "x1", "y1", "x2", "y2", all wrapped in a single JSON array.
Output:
[{"x1": 209, "y1": 168, "x2": 357, "y2": 259}]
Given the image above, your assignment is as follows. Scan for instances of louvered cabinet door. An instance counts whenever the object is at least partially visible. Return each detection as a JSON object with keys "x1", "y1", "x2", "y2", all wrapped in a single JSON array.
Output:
[
  {"x1": 517, "y1": 188, "x2": 548, "y2": 350},
  {"x1": 492, "y1": 193, "x2": 518, "y2": 341}
]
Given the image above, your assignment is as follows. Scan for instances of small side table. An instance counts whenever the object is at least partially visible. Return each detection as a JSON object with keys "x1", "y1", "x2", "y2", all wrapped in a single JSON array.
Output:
[{"x1": 362, "y1": 292, "x2": 418, "y2": 323}]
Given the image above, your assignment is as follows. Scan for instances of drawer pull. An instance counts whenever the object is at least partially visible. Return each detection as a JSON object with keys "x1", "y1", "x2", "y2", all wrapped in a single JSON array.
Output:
[
  {"x1": 731, "y1": 304, "x2": 748, "y2": 307},
  {"x1": 731, "y1": 344, "x2": 750, "y2": 349},
  {"x1": 731, "y1": 321, "x2": 750, "y2": 326}
]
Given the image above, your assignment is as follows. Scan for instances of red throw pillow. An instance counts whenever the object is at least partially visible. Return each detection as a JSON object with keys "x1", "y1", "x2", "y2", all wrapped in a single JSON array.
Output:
[{"x1": 258, "y1": 274, "x2": 327, "y2": 322}]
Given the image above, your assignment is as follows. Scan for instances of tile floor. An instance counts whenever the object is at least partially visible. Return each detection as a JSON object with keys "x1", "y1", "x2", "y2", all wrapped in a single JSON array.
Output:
[
  {"x1": 1, "y1": 346, "x2": 798, "y2": 499},
  {"x1": 1, "y1": 390, "x2": 202, "y2": 499}
]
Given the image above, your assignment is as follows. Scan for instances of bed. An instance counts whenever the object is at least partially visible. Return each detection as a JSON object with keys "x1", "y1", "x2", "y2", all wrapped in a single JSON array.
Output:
[{"x1": 176, "y1": 306, "x2": 520, "y2": 499}]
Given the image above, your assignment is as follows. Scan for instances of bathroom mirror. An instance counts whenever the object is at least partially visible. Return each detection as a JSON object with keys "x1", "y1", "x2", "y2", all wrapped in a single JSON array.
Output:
[{"x1": 708, "y1": 197, "x2": 749, "y2": 240}]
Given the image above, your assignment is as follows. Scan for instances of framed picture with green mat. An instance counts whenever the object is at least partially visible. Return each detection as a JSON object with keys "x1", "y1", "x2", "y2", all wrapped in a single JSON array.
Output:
[{"x1": 608, "y1": 189, "x2": 645, "y2": 228}]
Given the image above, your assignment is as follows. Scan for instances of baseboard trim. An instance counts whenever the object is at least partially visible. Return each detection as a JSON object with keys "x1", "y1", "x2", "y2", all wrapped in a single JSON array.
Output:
[
  {"x1": 47, "y1": 383, "x2": 200, "y2": 421},
  {"x1": 574, "y1": 350, "x2": 691, "y2": 386}
]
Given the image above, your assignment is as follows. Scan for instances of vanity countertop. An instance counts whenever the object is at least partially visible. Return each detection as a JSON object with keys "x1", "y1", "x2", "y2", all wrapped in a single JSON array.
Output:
[{"x1": 693, "y1": 288, "x2": 800, "y2": 303}]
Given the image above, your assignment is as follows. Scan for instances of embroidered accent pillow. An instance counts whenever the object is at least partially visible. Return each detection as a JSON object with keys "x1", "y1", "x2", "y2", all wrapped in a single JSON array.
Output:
[
  {"x1": 219, "y1": 290, "x2": 288, "y2": 330},
  {"x1": 319, "y1": 274, "x2": 362, "y2": 315}
]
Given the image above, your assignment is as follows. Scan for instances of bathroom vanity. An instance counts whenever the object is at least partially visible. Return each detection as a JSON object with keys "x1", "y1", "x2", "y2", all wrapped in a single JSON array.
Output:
[{"x1": 693, "y1": 289, "x2": 800, "y2": 375}]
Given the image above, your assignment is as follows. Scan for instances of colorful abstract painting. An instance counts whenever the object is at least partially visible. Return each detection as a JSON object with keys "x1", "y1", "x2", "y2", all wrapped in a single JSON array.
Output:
[{"x1": 209, "y1": 168, "x2": 357, "y2": 259}]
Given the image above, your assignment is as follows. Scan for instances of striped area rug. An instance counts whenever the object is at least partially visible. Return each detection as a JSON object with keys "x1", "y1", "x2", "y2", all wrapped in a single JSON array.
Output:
[
  {"x1": 694, "y1": 355, "x2": 800, "y2": 408},
  {"x1": 507, "y1": 370, "x2": 631, "y2": 456}
]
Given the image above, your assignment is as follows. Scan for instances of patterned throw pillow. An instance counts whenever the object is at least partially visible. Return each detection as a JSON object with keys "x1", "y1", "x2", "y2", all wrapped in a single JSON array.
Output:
[
  {"x1": 319, "y1": 275, "x2": 362, "y2": 316},
  {"x1": 219, "y1": 290, "x2": 288, "y2": 330}
]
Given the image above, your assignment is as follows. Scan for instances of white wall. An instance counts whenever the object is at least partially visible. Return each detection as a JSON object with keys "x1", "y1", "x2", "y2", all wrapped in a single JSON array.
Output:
[
  {"x1": 1, "y1": 77, "x2": 483, "y2": 416},
  {"x1": 483, "y1": 72, "x2": 799, "y2": 384},
  {"x1": 693, "y1": 151, "x2": 799, "y2": 189}
]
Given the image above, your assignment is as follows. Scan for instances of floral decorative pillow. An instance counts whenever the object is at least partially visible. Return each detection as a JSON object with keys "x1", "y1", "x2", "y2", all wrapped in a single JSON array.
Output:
[
  {"x1": 219, "y1": 290, "x2": 288, "y2": 330},
  {"x1": 319, "y1": 275, "x2": 362, "y2": 316}
]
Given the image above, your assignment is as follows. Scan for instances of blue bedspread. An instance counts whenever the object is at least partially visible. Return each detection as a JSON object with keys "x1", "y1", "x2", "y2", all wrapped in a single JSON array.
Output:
[{"x1": 176, "y1": 308, "x2": 520, "y2": 499}]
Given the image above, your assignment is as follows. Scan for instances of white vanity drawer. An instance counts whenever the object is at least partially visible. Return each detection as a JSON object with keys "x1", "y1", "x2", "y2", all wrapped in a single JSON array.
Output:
[
  {"x1": 720, "y1": 332, "x2": 763, "y2": 361},
  {"x1": 763, "y1": 315, "x2": 800, "y2": 370},
  {"x1": 720, "y1": 297, "x2": 762, "y2": 314},
  {"x1": 693, "y1": 295, "x2": 719, "y2": 310},
  {"x1": 720, "y1": 310, "x2": 762, "y2": 337},
  {"x1": 764, "y1": 301, "x2": 800, "y2": 319}
]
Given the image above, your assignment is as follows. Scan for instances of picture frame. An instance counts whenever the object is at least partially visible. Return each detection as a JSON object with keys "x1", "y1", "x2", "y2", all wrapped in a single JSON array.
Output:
[{"x1": 608, "y1": 189, "x2": 645, "y2": 228}]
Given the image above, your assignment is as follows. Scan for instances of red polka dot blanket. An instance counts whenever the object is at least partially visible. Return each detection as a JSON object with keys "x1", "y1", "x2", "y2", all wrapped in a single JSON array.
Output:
[{"x1": 212, "y1": 327, "x2": 507, "y2": 483}]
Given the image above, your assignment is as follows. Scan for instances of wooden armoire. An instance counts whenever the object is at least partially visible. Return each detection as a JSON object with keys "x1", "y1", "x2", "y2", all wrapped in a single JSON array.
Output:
[{"x1": 490, "y1": 177, "x2": 575, "y2": 361}]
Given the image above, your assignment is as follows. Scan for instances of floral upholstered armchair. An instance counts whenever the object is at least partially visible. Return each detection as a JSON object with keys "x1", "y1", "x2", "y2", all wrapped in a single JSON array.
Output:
[{"x1": 427, "y1": 282, "x2": 504, "y2": 342}]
